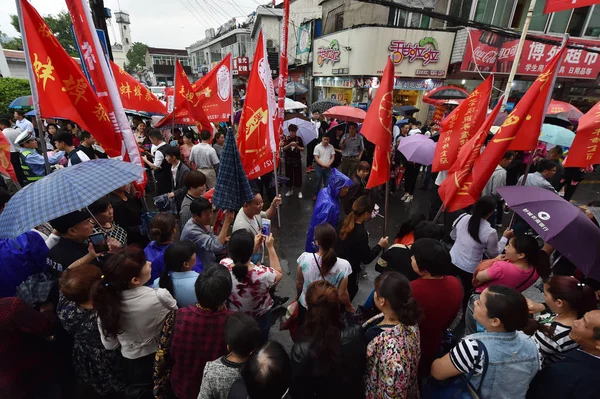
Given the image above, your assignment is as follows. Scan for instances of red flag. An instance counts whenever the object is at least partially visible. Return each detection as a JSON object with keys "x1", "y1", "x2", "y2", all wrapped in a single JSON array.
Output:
[
  {"x1": 564, "y1": 101, "x2": 600, "y2": 168},
  {"x1": 363, "y1": 57, "x2": 394, "y2": 188},
  {"x1": 362, "y1": 57, "x2": 394, "y2": 149},
  {"x1": 19, "y1": 0, "x2": 120, "y2": 156},
  {"x1": 190, "y1": 53, "x2": 232, "y2": 123},
  {"x1": 110, "y1": 61, "x2": 167, "y2": 114},
  {"x1": 465, "y1": 46, "x2": 566, "y2": 202},
  {"x1": 156, "y1": 60, "x2": 212, "y2": 130},
  {"x1": 276, "y1": 0, "x2": 290, "y2": 143},
  {"x1": 438, "y1": 97, "x2": 504, "y2": 212},
  {"x1": 544, "y1": 0, "x2": 600, "y2": 14},
  {"x1": 0, "y1": 132, "x2": 17, "y2": 182},
  {"x1": 238, "y1": 31, "x2": 278, "y2": 180},
  {"x1": 433, "y1": 75, "x2": 494, "y2": 172}
]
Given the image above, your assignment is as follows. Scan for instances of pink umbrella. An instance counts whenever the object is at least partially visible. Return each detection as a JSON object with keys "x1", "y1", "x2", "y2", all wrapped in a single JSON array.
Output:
[
  {"x1": 323, "y1": 106, "x2": 366, "y2": 122},
  {"x1": 397, "y1": 134, "x2": 436, "y2": 165},
  {"x1": 547, "y1": 99, "x2": 584, "y2": 123}
]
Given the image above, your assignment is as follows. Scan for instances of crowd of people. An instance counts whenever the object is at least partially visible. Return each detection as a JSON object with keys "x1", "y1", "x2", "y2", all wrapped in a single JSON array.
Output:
[{"x1": 0, "y1": 108, "x2": 599, "y2": 399}]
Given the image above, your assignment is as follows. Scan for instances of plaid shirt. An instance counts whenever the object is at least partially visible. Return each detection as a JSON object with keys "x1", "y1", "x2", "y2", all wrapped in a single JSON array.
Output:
[{"x1": 153, "y1": 305, "x2": 231, "y2": 399}]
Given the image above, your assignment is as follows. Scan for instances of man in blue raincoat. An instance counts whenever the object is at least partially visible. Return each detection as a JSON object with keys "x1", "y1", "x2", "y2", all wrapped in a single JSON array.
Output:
[{"x1": 305, "y1": 168, "x2": 353, "y2": 252}]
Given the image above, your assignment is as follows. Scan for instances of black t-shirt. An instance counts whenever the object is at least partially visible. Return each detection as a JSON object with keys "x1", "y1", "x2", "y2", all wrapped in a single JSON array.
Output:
[
  {"x1": 377, "y1": 244, "x2": 420, "y2": 281},
  {"x1": 46, "y1": 237, "x2": 98, "y2": 273},
  {"x1": 77, "y1": 145, "x2": 96, "y2": 161}
]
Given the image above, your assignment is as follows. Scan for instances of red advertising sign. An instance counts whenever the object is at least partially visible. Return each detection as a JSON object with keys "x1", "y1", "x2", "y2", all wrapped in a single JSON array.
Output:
[
  {"x1": 233, "y1": 56, "x2": 249, "y2": 76},
  {"x1": 461, "y1": 29, "x2": 600, "y2": 79}
]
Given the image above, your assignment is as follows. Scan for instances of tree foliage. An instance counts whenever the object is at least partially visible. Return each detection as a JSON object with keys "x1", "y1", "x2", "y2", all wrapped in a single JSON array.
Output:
[
  {"x1": 10, "y1": 11, "x2": 79, "y2": 57},
  {"x1": 0, "y1": 29, "x2": 23, "y2": 51},
  {"x1": 0, "y1": 78, "x2": 32, "y2": 115},
  {"x1": 125, "y1": 42, "x2": 148, "y2": 73}
]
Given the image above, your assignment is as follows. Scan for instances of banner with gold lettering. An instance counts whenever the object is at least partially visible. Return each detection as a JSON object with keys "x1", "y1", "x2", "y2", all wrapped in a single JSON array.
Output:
[
  {"x1": 110, "y1": 61, "x2": 167, "y2": 114},
  {"x1": 237, "y1": 31, "x2": 278, "y2": 180},
  {"x1": 466, "y1": 46, "x2": 566, "y2": 202},
  {"x1": 432, "y1": 75, "x2": 494, "y2": 172},
  {"x1": 564, "y1": 101, "x2": 600, "y2": 168},
  {"x1": 19, "y1": 0, "x2": 120, "y2": 156},
  {"x1": 438, "y1": 97, "x2": 503, "y2": 212}
]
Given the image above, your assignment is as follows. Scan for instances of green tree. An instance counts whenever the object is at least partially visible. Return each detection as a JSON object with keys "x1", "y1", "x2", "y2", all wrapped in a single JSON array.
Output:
[
  {"x1": 0, "y1": 78, "x2": 32, "y2": 115},
  {"x1": 10, "y1": 11, "x2": 78, "y2": 57},
  {"x1": 125, "y1": 42, "x2": 148, "y2": 73}
]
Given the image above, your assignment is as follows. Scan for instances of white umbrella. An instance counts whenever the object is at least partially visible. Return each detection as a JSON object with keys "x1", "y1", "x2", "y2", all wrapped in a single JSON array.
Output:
[
  {"x1": 283, "y1": 117, "x2": 318, "y2": 145},
  {"x1": 285, "y1": 98, "x2": 307, "y2": 111}
]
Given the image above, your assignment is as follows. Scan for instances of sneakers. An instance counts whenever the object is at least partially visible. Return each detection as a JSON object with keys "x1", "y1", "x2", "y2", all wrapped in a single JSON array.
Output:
[
  {"x1": 285, "y1": 190, "x2": 294, "y2": 197},
  {"x1": 404, "y1": 195, "x2": 414, "y2": 203},
  {"x1": 400, "y1": 193, "x2": 409, "y2": 201},
  {"x1": 298, "y1": 192, "x2": 303, "y2": 199}
]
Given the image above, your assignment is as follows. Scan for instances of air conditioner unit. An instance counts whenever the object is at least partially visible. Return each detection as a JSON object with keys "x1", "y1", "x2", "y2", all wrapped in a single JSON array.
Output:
[{"x1": 266, "y1": 39, "x2": 274, "y2": 48}]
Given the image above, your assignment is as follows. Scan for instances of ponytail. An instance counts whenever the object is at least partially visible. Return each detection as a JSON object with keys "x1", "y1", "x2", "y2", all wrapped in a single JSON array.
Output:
[
  {"x1": 468, "y1": 196, "x2": 496, "y2": 243},
  {"x1": 92, "y1": 248, "x2": 146, "y2": 338},
  {"x1": 511, "y1": 235, "x2": 551, "y2": 280},
  {"x1": 227, "y1": 230, "x2": 255, "y2": 282},
  {"x1": 374, "y1": 272, "x2": 421, "y2": 326},
  {"x1": 160, "y1": 241, "x2": 196, "y2": 299},
  {"x1": 314, "y1": 223, "x2": 338, "y2": 276},
  {"x1": 339, "y1": 195, "x2": 374, "y2": 241}
]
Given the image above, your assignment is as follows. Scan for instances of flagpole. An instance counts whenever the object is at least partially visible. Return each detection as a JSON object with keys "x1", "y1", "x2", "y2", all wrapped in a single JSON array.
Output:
[
  {"x1": 432, "y1": 204, "x2": 444, "y2": 224},
  {"x1": 501, "y1": 0, "x2": 536, "y2": 111},
  {"x1": 15, "y1": 0, "x2": 51, "y2": 175},
  {"x1": 229, "y1": 54, "x2": 234, "y2": 127},
  {"x1": 172, "y1": 56, "x2": 177, "y2": 136}
]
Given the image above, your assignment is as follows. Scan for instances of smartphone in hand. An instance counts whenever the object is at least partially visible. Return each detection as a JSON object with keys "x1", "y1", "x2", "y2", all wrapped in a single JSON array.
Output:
[{"x1": 89, "y1": 232, "x2": 109, "y2": 254}]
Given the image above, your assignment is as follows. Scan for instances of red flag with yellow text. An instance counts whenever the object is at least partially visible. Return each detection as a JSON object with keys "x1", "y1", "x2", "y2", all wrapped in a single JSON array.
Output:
[
  {"x1": 110, "y1": 61, "x2": 167, "y2": 114},
  {"x1": 433, "y1": 75, "x2": 494, "y2": 172},
  {"x1": 20, "y1": 0, "x2": 121, "y2": 156},
  {"x1": 156, "y1": 60, "x2": 211, "y2": 130},
  {"x1": 363, "y1": 57, "x2": 394, "y2": 188},
  {"x1": 191, "y1": 53, "x2": 233, "y2": 123},
  {"x1": 465, "y1": 46, "x2": 566, "y2": 201},
  {"x1": 438, "y1": 97, "x2": 503, "y2": 212},
  {"x1": 238, "y1": 31, "x2": 278, "y2": 180},
  {"x1": 564, "y1": 101, "x2": 600, "y2": 167}
]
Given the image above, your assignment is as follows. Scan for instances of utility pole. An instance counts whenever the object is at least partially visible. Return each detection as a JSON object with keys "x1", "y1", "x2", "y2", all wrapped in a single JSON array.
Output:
[{"x1": 89, "y1": 0, "x2": 114, "y2": 61}]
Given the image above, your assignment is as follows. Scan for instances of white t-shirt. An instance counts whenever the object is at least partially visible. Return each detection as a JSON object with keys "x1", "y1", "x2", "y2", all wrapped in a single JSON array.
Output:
[
  {"x1": 408, "y1": 128, "x2": 421, "y2": 136},
  {"x1": 297, "y1": 252, "x2": 352, "y2": 308},
  {"x1": 313, "y1": 143, "x2": 335, "y2": 166},
  {"x1": 151, "y1": 142, "x2": 167, "y2": 168}
]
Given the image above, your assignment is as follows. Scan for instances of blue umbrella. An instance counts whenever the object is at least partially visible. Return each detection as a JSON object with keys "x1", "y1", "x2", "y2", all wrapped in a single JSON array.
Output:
[
  {"x1": 0, "y1": 159, "x2": 144, "y2": 238},
  {"x1": 539, "y1": 123, "x2": 575, "y2": 147},
  {"x1": 212, "y1": 128, "x2": 254, "y2": 211}
]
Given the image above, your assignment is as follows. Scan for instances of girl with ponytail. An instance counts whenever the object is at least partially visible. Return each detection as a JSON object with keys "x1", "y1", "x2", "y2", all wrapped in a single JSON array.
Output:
[
  {"x1": 153, "y1": 241, "x2": 199, "y2": 308},
  {"x1": 335, "y1": 195, "x2": 388, "y2": 300},
  {"x1": 526, "y1": 276, "x2": 597, "y2": 367},
  {"x1": 363, "y1": 272, "x2": 421, "y2": 399},
  {"x1": 221, "y1": 229, "x2": 283, "y2": 342},
  {"x1": 92, "y1": 248, "x2": 177, "y2": 396},
  {"x1": 296, "y1": 223, "x2": 354, "y2": 325},
  {"x1": 290, "y1": 281, "x2": 366, "y2": 399}
]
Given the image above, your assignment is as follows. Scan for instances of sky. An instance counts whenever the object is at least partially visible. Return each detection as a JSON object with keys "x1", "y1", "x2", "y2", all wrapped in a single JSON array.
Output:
[{"x1": 0, "y1": 0, "x2": 264, "y2": 49}]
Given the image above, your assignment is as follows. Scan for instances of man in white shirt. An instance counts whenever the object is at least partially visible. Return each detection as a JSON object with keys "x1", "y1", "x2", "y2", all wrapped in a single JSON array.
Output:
[
  {"x1": 313, "y1": 135, "x2": 335, "y2": 200},
  {"x1": 189, "y1": 130, "x2": 219, "y2": 188},
  {"x1": 142, "y1": 130, "x2": 171, "y2": 195},
  {"x1": 13, "y1": 111, "x2": 34, "y2": 135},
  {"x1": 407, "y1": 118, "x2": 422, "y2": 136}
]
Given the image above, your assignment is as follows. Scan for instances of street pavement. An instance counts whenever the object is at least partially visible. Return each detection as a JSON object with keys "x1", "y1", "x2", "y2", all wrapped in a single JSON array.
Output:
[{"x1": 268, "y1": 167, "x2": 600, "y2": 350}]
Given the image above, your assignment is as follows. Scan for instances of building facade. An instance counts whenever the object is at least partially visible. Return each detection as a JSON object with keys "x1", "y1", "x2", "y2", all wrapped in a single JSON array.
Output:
[
  {"x1": 110, "y1": 11, "x2": 132, "y2": 68},
  {"x1": 250, "y1": 6, "x2": 284, "y2": 78},
  {"x1": 144, "y1": 47, "x2": 191, "y2": 86}
]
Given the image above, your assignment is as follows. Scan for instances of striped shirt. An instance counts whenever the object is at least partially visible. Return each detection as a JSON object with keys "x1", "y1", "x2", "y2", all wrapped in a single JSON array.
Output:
[
  {"x1": 533, "y1": 312, "x2": 578, "y2": 367},
  {"x1": 92, "y1": 223, "x2": 128, "y2": 248}
]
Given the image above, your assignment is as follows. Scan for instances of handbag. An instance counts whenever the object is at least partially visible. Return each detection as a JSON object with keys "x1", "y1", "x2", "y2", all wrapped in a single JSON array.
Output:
[
  {"x1": 280, "y1": 300, "x2": 299, "y2": 331},
  {"x1": 422, "y1": 340, "x2": 489, "y2": 399}
]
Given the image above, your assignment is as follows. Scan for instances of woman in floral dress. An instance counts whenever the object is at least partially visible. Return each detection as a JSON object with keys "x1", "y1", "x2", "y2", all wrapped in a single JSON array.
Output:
[
  {"x1": 57, "y1": 265, "x2": 127, "y2": 397},
  {"x1": 363, "y1": 271, "x2": 421, "y2": 399}
]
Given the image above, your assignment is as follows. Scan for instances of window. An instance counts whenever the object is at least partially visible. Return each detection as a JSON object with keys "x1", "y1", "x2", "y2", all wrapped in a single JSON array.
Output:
[
  {"x1": 568, "y1": 6, "x2": 591, "y2": 36},
  {"x1": 512, "y1": 0, "x2": 548, "y2": 31},
  {"x1": 409, "y1": 8, "x2": 433, "y2": 28},
  {"x1": 125, "y1": 38, "x2": 129, "y2": 44},
  {"x1": 123, "y1": 25, "x2": 127, "y2": 30},
  {"x1": 448, "y1": 0, "x2": 471, "y2": 26},
  {"x1": 388, "y1": 8, "x2": 408, "y2": 27},
  {"x1": 584, "y1": 5, "x2": 600, "y2": 37},
  {"x1": 474, "y1": 0, "x2": 515, "y2": 26},
  {"x1": 334, "y1": 12, "x2": 344, "y2": 32},
  {"x1": 548, "y1": 10, "x2": 571, "y2": 33}
]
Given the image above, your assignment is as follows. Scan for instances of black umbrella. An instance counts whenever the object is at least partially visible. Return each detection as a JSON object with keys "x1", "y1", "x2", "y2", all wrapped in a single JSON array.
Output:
[
  {"x1": 544, "y1": 115, "x2": 573, "y2": 129},
  {"x1": 311, "y1": 99, "x2": 342, "y2": 114},
  {"x1": 393, "y1": 105, "x2": 420, "y2": 116}
]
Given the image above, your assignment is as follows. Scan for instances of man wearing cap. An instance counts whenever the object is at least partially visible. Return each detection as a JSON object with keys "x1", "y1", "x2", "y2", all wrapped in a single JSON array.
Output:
[
  {"x1": 16, "y1": 132, "x2": 64, "y2": 184},
  {"x1": 46, "y1": 210, "x2": 121, "y2": 273}
]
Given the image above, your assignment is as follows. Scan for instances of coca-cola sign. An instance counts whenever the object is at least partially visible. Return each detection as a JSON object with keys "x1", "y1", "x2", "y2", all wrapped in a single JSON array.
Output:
[{"x1": 461, "y1": 29, "x2": 600, "y2": 79}]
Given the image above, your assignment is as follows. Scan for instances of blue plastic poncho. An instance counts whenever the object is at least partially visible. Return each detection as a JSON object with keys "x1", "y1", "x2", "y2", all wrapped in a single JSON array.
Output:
[
  {"x1": 305, "y1": 168, "x2": 353, "y2": 252},
  {"x1": 0, "y1": 231, "x2": 49, "y2": 297}
]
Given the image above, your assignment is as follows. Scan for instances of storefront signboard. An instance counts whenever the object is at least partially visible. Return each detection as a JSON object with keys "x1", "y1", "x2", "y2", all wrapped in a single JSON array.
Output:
[
  {"x1": 461, "y1": 29, "x2": 600, "y2": 79},
  {"x1": 313, "y1": 27, "x2": 455, "y2": 78},
  {"x1": 314, "y1": 77, "x2": 444, "y2": 90},
  {"x1": 232, "y1": 56, "x2": 250, "y2": 76}
]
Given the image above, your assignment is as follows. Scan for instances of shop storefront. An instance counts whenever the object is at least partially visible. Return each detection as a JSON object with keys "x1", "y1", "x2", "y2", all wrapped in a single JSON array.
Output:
[{"x1": 312, "y1": 26, "x2": 455, "y2": 120}]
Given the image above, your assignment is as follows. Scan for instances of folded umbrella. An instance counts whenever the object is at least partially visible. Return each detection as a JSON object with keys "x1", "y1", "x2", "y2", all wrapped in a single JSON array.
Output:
[
  {"x1": 283, "y1": 118, "x2": 318, "y2": 145},
  {"x1": 323, "y1": 106, "x2": 367, "y2": 123},
  {"x1": 497, "y1": 186, "x2": 600, "y2": 281},
  {"x1": 397, "y1": 134, "x2": 436, "y2": 165},
  {"x1": 539, "y1": 124, "x2": 575, "y2": 147},
  {"x1": 0, "y1": 159, "x2": 144, "y2": 238},
  {"x1": 212, "y1": 129, "x2": 254, "y2": 211}
]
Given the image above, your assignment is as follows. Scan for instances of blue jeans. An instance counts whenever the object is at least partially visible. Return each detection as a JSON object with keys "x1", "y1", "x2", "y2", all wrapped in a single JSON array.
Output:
[
  {"x1": 314, "y1": 165, "x2": 331, "y2": 195},
  {"x1": 255, "y1": 310, "x2": 272, "y2": 344}
]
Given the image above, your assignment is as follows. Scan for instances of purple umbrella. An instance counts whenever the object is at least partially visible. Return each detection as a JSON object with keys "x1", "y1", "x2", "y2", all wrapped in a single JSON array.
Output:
[
  {"x1": 496, "y1": 186, "x2": 600, "y2": 281},
  {"x1": 397, "y1": 134, "x2": 436, "y2": 165}
]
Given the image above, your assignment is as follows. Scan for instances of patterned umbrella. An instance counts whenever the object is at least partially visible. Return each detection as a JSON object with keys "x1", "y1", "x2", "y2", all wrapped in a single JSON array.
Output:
[
  {"x1": 0, "y1": 159, "x2": 144, "y2": 238},
  {"x1": 310, "y1": 99, "x2": 342, "y2": 114},
  {"x1": 213, "y1": 128, "x2": 254, "y2": 211}
]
